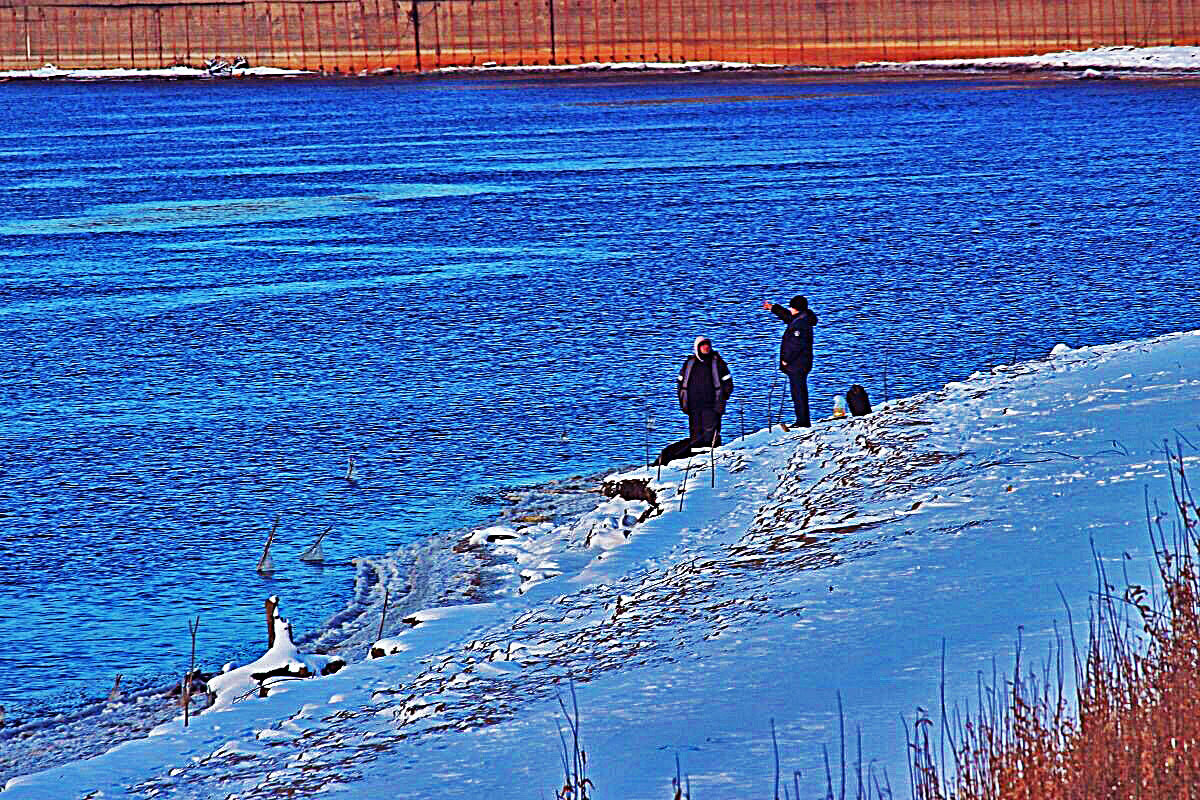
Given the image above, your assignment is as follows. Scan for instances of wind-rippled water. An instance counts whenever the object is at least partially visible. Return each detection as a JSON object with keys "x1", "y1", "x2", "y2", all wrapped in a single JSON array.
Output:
[{"x1": 1, "y1": 72, "x2": 1198, "y2": 720}]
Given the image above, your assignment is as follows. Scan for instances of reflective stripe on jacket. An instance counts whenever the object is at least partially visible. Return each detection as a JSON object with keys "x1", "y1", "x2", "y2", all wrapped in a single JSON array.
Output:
[{"x1": 677, "y1": 353, "x2": 733, "y2": 414}]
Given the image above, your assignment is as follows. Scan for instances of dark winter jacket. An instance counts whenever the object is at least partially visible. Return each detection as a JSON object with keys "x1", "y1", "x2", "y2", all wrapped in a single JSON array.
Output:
[
  {"x1": 677, "y1": 339, "x2": 733, "y2": 415},
  {"x1": 770, "y1": 304, "x2": 819, "y2": 375}
]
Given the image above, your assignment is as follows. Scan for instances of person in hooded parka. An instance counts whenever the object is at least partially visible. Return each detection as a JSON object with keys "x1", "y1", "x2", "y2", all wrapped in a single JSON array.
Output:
[
  {"x1": 676, "y1": 336, "x2": 734, "y2": 448},
  {"x1": 763, "y1": 294, "x2": 819, "y2": 427}
]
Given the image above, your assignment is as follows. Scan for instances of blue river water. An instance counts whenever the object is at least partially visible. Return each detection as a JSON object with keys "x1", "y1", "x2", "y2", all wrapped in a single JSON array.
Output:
[{"x1": 1, "y1": 71, "x2": 1198, "y2": 720}]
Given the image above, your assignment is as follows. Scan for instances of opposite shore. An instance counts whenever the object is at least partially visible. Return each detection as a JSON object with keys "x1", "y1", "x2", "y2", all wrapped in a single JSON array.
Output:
[{"x1": 4, "y1": 45, "x2": 1200, "y2": 81}]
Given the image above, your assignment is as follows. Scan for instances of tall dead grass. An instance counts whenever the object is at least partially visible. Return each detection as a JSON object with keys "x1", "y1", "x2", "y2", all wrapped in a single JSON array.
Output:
[{"x1": 912, "y1": 446, "x2": 1200, "y2": 800}]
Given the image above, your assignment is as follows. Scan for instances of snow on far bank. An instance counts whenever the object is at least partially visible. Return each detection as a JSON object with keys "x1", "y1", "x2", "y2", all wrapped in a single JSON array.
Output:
[
  {"x1": 9, "y1": 46, "x2": 1200, "y2": 81},
  {"x1": 0, "y1": 59, "x2": 780, "y2": 82},
  {"x1": 435, "y1": 60, "x2": 783, "y2": 74},
  {"x1": 0, "y1": 64, "x2": 311, "y2": 80},
  {"x1": 5, "y1": 329, "x2": 1200, "y2": 799},
  {"x1": 863, "y1": 44, "x2": 1200, "y2": 75}
]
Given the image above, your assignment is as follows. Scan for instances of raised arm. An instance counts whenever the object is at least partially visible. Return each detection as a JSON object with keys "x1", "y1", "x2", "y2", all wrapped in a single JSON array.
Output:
[{"x1": 761, "y1": 300, "x2": 793, "y2": 324}]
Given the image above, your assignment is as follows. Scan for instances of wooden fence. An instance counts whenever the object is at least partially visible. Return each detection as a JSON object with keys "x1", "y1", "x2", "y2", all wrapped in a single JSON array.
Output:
[{"x1": 2, "y1": 0, "x2": 1197, "y2": 72}]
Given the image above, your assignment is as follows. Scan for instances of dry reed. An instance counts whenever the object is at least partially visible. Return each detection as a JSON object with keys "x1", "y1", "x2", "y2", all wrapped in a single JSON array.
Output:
[{"x1": 913, "y1": 445, "x2": 1200, "y2": 800}]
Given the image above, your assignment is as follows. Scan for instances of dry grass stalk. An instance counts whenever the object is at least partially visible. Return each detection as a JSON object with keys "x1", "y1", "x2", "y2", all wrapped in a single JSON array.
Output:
[
  {"x1": 914, "y1": 447, "x2": 1200, "y2": 800},
  {"x1": 555, "y1": 678, "x2": 592, "y2": 800}
]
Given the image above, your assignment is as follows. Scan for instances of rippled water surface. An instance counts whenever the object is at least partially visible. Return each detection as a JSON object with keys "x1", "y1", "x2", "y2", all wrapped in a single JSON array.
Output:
[{"x1": 2, "y1": 72, "x2": 1198, "y2": 717}]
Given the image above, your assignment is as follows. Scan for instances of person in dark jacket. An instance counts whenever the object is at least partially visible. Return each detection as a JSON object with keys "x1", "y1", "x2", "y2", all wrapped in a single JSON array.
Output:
[
  {"x1": 762, "y1": 295, "x2": 819, "y2": 427},
  {"x1": 677, "y1": 336, "x2": 733, "y2": 448}
]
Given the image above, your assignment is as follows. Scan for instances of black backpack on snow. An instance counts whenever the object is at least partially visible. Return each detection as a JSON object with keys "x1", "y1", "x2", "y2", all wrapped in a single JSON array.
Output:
[
  {"x1": 846, "y1": 384, "x2": 872, "y2": 416},
  {"x1": 654, "y1": 437, "x2": 693, "y2": 467}
]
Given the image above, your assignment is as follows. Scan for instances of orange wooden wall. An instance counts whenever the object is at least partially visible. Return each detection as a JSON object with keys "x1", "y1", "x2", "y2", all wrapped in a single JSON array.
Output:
[{"x1": 2, "y1": 0, "x2": 1198, "y2": 72}]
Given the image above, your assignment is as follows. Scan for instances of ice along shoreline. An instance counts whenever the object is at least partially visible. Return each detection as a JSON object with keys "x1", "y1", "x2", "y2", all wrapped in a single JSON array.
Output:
[{"x1": 0, "y1": 471, "x2": 616, "y2": 785}]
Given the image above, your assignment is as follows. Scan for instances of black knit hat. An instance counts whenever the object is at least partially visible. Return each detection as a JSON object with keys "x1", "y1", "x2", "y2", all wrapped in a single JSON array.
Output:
[{"x1": 789, "y1": 295, "x2": 808, "y2": 311}]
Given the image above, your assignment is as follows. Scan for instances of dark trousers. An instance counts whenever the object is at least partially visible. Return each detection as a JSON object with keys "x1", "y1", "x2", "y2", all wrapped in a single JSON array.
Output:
[
  {"x1": 788, "y1": 370, "x2": 811, "y2": 427},
  {"x1": 687, "y1": 407, "x2": 722, "y2": 448}
]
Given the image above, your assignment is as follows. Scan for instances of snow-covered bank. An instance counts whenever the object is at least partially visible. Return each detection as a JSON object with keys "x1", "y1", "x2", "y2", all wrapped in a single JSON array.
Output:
[
  {"x1": 0, "y1": 60, "x2": 780, "y2": 82},
  {"x1": 0, "y1": 64, "x2": 311, "y2": 80},
  {"x1": 863, "y1": 44, "x2": 1200, "y2": 75},
  {"x1": 435, "y1": 59, "x2": 784, "y2": 74},
  {"x1": 0, "y1": 477, "x2": 605, "y2": 784},
  {"x1": 5, "y1": 330, "x2": 1200, "y2": 798}
]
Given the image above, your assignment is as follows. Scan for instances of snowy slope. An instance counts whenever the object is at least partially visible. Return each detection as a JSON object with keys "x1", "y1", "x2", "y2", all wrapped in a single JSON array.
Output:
[{"x1": 5, "y1": 330, "x2": 1199, "y2": 799}]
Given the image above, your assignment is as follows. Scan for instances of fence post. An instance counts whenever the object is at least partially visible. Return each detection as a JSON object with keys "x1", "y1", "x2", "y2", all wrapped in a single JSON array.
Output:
[{"x1": 418, "y1": 0, "x2": 427, "y2": 68}]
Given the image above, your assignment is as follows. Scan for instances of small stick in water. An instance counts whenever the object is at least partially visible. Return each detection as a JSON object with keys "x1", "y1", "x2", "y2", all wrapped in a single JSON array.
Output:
[
  {"x1": 740, "y1": 402, "x2": 746, "y2": 442},
  {"x1": 107, "y1": 673, "x2": 122, "y2": 703},
  {"x1": 644, "y1": 410, "x2": 650, "y2": 470},
  {"x1": 257, "y1": 516, "x2": 279, "y2": 574},
  {"x1": 184, "y1": 615, "x2": 200, "y2": 726},
  {"x1": 189, "y1": 617, "x2": 200, "y2": 676},
  {"x1": 301, "y1": 525, "x2": 333, "y2": 562},
  {"x1": 377, "y1": 586, "x2": 391, "y2": 643}
]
